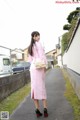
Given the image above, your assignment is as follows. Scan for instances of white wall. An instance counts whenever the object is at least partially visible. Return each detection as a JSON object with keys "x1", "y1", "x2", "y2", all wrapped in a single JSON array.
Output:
[
  {"x1": 11, "y1": 50, "x2": 23, "y2": 59},
  {"x1": 63, "y1": 24, "x2": 80, "y2": 74},
  {"x1": 57, "y1": 46, "x2": 63, "y2": 67},
  {"x1": 0, "y1": 47, "x2": 10, "y2": 56},
  {"x1": 58, "y1": 56, "x2": 62, "y2": 67}
]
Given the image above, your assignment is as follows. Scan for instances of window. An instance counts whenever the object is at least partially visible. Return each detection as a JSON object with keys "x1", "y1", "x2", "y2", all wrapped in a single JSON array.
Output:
[{"x1": 3, "y1": 58, "x2": 10, "y2": 66}]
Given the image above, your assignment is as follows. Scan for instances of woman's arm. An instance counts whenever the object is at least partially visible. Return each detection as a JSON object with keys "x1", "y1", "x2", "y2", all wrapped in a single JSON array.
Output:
[
  {"x1": 28, "y1": 54, "x2": 33, "y2": 63},
  {"x1": 35, "y1": 41, "x2": 48, "y2": 65}
]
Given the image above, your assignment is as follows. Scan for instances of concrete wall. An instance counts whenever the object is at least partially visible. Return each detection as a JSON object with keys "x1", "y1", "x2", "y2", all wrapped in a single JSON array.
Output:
[
  {"x1": 65, "y1": 68, "x2": 80, "y2": 100},
  {"x1": 58, "y1": 56, "x2": 62, "y2": 67},
  {"x1": 63, "y1": 23, "x2": 80, "y2": 74},
  {"x1": 0, "y1": 70, "x2": 30, "y2": 102},
  {"x1": 63, "y1": 19, "x2": 80, "y2": 99}
]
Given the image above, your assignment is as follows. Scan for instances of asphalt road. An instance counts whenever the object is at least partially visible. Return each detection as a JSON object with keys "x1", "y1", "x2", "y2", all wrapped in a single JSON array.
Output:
[{"x1": 10, "y1": 68, "x2": 74, "y2": 120}]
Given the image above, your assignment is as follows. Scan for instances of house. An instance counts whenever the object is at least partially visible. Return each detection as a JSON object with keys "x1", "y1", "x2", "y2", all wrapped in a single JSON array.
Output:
[
  {"x1": 45, "y1": 49, "x2": 57, "y2": 67},
  {"x1": 11, "y1": 54, "x2": 17, "y2": 63},
  {"x1": 23, "y1": 47, "x2": 28, "y2": 62},
  {"x1": 11, "y1": 48, "x2": 24, "y2": 63},
  {"x1": 46, "y1": 49, "x2": 57, "y2": 61}
]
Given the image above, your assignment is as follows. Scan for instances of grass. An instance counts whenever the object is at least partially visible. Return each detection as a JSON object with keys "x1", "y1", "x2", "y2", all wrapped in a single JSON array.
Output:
[
  {"x1": 0, "y1": 68, "x2": 50, "y2": 120},
  {"x1": 0, "y1": 83, "x2": 31, "y2": 116},
  {"x1": 62, "y1": 69, "x2": 80, "y2": 120},
  {"x1": 54, "y1": 65, "x2": 60, "y2": 68}
]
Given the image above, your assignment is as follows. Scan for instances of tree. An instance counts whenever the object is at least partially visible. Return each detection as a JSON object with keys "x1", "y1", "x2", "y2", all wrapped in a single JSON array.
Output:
[
  {"x1": 67, "y1": 7, "x2": 80, "y2": 23},
  {"x1": 61, "y1": 7, "x2": 80, "y2": 54},
  {"x1": 61, "y1": 32, "x2": 69, "y2": 54},
  {"x1": 63, "y1": 24, "x2": 71, "y2": 30}
]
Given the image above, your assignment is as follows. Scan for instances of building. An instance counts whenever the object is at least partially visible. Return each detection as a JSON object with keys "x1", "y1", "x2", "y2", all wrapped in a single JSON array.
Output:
[
  {"x1": 46, "y1": 49, "x2": 57, "y2": 67},
  {"x1": 46, "y1": 49, "x2": 56, "y2": 61},
  {"x1": 23, "y1": 47, "x2": 28, "y2": 62},
  {"x1": 11, "y1": 48, "x2": 24, "y2": 63},
  {"x1": 56, "y1": 42, "x2": 63, "y2": 67}
]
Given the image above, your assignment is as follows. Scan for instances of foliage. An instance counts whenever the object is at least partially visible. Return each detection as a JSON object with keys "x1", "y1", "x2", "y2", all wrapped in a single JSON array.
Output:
[
  {"x1": 67, "y1": 7, "x2": 80, "y2": 23},
  {"x1": 0, "y1": 84, "x2": 30, "y2": 115},
  {"x1": 63, "y1": 24, "x2": 71, "y2": 30},
  {"x1": 54, "y1": 58, "x2": 58, "y2": 65},
  {"x1": 61, "y1": 32, "x2": 69, "y2": 54},
  {"x1": 61, "y1": 7, "x2": 80, "y2": 54},
  {"x1": 67, "y1": 19, "x2": 77, "y2": 43},
  {"x1": 62, "y1": 69, "x2": 80, "y2": 120}
]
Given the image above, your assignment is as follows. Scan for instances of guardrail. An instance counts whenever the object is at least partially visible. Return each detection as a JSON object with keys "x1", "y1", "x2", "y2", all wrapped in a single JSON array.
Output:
[{"x1": 0, "y1": 69, "x2": 30, "y2": 77}]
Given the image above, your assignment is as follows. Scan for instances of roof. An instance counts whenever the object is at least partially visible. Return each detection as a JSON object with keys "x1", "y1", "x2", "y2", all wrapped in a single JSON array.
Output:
[
  {"x1": 66, "y1": 18, "x2": 80, "y2": 51},
  {"x1": 11, "y1": 48, "x2": 23, "y2": 52},
  {"x1": 24, "y1": 47, "x2": 28, "y2": 51},
  {"x1": 46, "y1": 49, "x2": 56, "y2": 54}
]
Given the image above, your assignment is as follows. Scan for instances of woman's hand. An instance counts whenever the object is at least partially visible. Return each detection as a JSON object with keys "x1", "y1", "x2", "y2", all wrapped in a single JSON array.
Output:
[{"x1": 44, "y1": 67, "x2": 46, "y2": 72}]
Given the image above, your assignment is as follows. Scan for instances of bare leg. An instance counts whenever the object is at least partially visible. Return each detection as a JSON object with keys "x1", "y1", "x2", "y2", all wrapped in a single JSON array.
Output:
[
  {"x1": 33, "y1": 99, "x2": 40, "y2": 109},
  {"x1": 33, "y1": 99, "x2": 43, "y2": 117},
  {"x1": 42, "y1": 99, "x2": 47, "y2": 108},
  {"x1": 42, "y1": 99, "x2": 48, "y2": 117}
]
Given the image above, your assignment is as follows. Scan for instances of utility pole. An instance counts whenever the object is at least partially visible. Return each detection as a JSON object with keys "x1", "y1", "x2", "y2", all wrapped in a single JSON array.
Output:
[{"x1": 58, "y1": 36, "x2": 63, "y2": 67}]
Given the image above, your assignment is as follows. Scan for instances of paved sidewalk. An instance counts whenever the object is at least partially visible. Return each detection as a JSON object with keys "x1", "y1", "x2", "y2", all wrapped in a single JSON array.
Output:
[{"x1": 10, "y1": 68, "x2": 74, "y2": 120}]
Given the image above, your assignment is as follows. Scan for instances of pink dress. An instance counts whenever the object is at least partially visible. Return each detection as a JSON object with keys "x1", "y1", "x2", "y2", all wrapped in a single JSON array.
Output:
[{"x1": 28, "y1": 41, "x2": 48, "y2": 100}]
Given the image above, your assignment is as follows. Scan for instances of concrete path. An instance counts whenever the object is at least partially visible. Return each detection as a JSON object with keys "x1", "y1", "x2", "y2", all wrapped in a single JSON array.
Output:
[{"x1": 10, "y1": 68, "x2": 74, "y2": 120}]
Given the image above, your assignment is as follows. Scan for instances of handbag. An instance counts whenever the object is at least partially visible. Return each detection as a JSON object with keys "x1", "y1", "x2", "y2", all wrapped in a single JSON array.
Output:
[{"x1": 34, "y1": 58, "x2": 47, "y2": 69}]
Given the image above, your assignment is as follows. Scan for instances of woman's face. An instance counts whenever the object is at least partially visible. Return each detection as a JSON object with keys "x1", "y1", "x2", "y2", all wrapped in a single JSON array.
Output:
[{"x1": 33, "y1": 35, "x2": 40, "y2": 42}]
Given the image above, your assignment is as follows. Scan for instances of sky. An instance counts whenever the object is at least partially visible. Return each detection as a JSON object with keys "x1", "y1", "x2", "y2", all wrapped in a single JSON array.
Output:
[{"x1": 0, "y1": 0, "x2": 80, "y2": 53}]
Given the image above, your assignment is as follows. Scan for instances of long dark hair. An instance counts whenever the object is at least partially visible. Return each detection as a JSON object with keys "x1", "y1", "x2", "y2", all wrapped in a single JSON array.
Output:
[{"x1": 28, "y1": 31, "x2": 40, "y2": 56}]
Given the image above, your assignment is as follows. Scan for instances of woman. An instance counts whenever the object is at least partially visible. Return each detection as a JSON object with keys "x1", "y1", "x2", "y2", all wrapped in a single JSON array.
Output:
[{"x1": 28, "y1": 31, "x2": 48, "y2": 118}]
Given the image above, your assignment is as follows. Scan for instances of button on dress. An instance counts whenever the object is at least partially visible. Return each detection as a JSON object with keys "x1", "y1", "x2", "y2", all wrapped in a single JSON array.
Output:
[{"x1": 28, "y1": 41, "x2": 48, "y2": 100}]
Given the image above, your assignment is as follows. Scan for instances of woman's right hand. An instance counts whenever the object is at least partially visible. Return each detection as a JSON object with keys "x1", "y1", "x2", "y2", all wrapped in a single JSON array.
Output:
[{"x1": 44, "y1": 67, "x2": 46, "y2": 72}]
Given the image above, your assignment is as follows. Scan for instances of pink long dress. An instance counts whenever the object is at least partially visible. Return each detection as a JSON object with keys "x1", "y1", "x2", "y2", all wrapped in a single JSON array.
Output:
[{"x1": 28, "y1": 41, "x2": 48, "y2": 100}]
